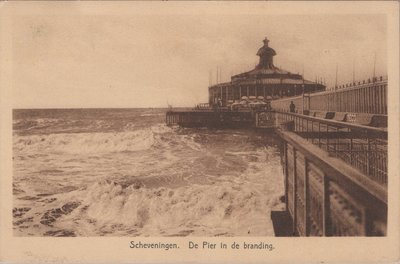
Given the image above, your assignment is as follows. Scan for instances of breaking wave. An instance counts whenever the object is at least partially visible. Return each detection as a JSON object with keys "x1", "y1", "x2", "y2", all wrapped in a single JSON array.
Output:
[
  {"x1": 13, "y1": 109, "x2": 285, "y2": 237},
  {"x1": 13, "y1": 125, "x2": 177, "y2": 155},
  {"x1": 14, "y1": 148, "x2": 284, "y2": 236}
]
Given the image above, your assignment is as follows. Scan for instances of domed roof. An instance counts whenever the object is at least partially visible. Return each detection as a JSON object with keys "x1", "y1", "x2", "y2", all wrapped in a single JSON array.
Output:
[
  {"x1": 209, "y1": 37, "x2": 326, "y2": 92},
  {"x1": 256, "y1": 37, "x2": 276, "y2": 57},
  {"x1": 256, "y1": 37, "x2": 277, "y2": 69}
]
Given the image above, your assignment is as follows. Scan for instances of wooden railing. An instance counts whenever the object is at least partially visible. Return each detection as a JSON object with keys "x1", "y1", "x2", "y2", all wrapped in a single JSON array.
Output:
[
  {"x1": 276, "y1": 112, "x2": 387, "y2": 236},
  {"x1": 271, "y1": 77, "x2": 387, "y2": 115},
  {"x1": 275, "y1": 111, "x2": 387, "y2": 186}
]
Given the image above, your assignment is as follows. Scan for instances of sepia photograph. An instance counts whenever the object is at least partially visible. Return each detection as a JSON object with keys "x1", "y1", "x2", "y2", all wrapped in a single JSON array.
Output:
[
  {"x1": 10, "y1": 3, "x2": 389, "y2": 238},
  {"x1": 1, "y1": 1, "x2": 399, "y2": 263}
]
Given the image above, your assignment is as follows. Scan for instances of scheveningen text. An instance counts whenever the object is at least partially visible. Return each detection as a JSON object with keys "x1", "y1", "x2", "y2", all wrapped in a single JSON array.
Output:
[{"x1": 129, "y1": 241, "x2": 179, "y2": 250}]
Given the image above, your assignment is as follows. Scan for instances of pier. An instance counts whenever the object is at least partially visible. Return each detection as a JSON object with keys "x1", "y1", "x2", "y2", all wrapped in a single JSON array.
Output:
[
  {"x1": 166, "y1": 109, "x2": 256, "y2": 128},
  {"x1": 165, "y1": 37, "x2": 388, "y2": 236},
  {"x1": 166, "y1": 78, "x2": 388, "y2": 236},
  {"x1": 274, "y1": 111, "x2": 387, "y2": 236}
]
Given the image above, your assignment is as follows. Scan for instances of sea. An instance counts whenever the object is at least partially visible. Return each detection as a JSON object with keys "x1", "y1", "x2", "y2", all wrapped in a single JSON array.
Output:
[{"x1": 13, "y1": 108, "x2": 285, "y2": 237}]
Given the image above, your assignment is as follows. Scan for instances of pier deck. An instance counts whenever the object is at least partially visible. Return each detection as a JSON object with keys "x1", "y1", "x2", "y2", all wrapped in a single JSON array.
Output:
[{"x1": 166, "y1": 109, "x2": 255, "y2": 128}]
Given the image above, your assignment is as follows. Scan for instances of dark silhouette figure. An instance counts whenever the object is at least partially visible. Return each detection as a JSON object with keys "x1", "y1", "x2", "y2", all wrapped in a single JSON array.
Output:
[
  {"x1": 218, "y1": 98, "x2": 222, "y2": 107},
  {"x1": 289, "y1": 101, "x2": 296, "y2": 113}
]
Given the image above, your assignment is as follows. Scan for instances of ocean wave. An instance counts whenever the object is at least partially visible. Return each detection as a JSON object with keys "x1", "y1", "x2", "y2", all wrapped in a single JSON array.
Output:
[
  {"x1": 13, "y1": 144, "x2": 284, "y2": 237},
  {"x1": 42, "y1": 169, "x2": 283, "y2": 236},
  {"x1": 13, "y1": 129, "x2": 156, "y2": 154},
  {"x1": 13, "y1": 118, "x2": 60, "y2": 131},
  {"x1": 12, "y1": 112, "x2": 285, "y2": 237},
  {"x1": 140, "y1": 113, "x2": 165, "y2": 117},
  {"x1": 12, "y1": 124, "x2": 204, "y2": 156}
]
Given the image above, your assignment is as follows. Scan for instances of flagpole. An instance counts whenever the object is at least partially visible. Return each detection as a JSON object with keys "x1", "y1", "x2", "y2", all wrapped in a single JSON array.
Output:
[
  {"x1": 373, "y1": 52, "x2": 376, "y2": 83},
  {"x1": 334, "y1": 63, "x2": 338, "y2": 111},
  {"x1": 335, "y1": 63, "x2": 338, "y2": 90},
  {"x1": 302, "y1": 65, "x2": 305, "y2": 114},
  {"x1": 352, "y1": 58, "x2": 355, "y2": 85}
]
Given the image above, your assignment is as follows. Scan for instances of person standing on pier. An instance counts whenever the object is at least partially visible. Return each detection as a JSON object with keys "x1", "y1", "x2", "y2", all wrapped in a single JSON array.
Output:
[
  {"x1": 289, "y1": 101, "x2": 296, "y2": 113},
  {"x1": 218, "y1": 98, "x2": 222, "y2": 108}
]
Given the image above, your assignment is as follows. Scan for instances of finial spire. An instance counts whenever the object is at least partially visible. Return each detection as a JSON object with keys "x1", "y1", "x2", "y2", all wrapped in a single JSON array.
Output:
[
  {"x1": 256, "y1": 37, "x2": 276, "y2": 69},
  {"x1": 263, "y1": 37, "x2": 270, "y2": 46}
]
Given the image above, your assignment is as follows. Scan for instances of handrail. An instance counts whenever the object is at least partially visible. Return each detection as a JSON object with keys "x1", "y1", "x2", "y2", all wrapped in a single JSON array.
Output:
[
  {"x1": 270, "y1": 78, "x2": 387, "y2": 100},
  {"x1": 277, "y1": 127, "x2": 387, "y2": 236},
  {"x1": 326, "y1": 79, "x2": 387, "y2": 92},
  {"x1": 275, "y1": 111, "x2": 388, "y2": 186},
  {"x1": 168, "y1": 109, "x2": 252, "y2": 113},
  {"x1": 274, "y1": 110, "x2": 387, "y2": 136},
  {"x1": 271, "y1": 78, "x2": 388, "y2": 115},
  {"x1": 276, "y1": 128, "x2": 387, "y2": 204}
]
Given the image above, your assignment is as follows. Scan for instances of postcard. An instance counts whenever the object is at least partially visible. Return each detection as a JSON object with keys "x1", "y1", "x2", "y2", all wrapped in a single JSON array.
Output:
[{"x1": 0, "y1": 1, "x2": 399, "y2": 263}]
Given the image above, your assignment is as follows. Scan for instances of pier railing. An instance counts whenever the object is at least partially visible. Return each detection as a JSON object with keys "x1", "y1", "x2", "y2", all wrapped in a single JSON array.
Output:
[
  {"x1": 275, "y1": 111, "x2": 387, "y2": 186},
  {"x1": 166, "y1": 109, "x2": 253, "y2": 127},
  {"x1": 271, "y1": 76, "x2": 387, "y2": 115},
  {"x1": 275, "y1": 115, "x2": 387, "y2": 236},
  {"x1": 165, "y1": 108, "x2": 388, "y2": 236}
]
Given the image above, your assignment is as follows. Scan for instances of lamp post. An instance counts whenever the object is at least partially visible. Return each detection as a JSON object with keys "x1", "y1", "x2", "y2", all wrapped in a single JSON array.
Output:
[
  {"x1": 294, "y1": 84, "x2": 297, "y2": 113},
  {"x1": 302, "y1": 84, "x2": 305, "y2": 114}
]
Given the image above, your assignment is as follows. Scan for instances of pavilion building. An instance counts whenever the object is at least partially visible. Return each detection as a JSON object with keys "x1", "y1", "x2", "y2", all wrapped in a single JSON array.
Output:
[{"x1": 208, "y1": 37, "x2": 326, "y2": 106}]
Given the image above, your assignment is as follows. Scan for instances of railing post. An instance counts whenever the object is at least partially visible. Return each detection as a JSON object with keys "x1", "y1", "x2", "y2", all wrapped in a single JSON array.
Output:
[
  {"x1": 323, "y1": 175, "x2": 331, "y2": 236},
  {"x1": 292, "y1": 148, "x2": 297, "y2": 235},
  {"x1": 304, "y1": 158, "x2": 310, "y2": 236},
  {"x1": 284, "y1": 142, "x2": 289, "y2": 212},
  {"x1": 318, "y1": 122, "x2": 321, "y2": 148},
  {"x1": 349, "y1": 128, "x2": 353, "y2": 165},
  {"x1": 305, "y1": 119, "x2": 308, "y2": 141},
  {"x1": 334, "y1": 127, "x2": 338, "y2": 157},
  {"x1": 326, "y1": 124, "x2": 329, "y2": 152},
  {"x1": 311, "y1": 120, "x2": 314, "y2": 144},
  {"x1": 367, "y1": 132, "x2": 371, "y2": 176}
]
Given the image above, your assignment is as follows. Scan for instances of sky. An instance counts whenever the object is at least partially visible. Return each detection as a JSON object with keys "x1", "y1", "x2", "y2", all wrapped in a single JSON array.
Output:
[{"x1": 9, "y1": 3, "x2": 387, "y2": 108}]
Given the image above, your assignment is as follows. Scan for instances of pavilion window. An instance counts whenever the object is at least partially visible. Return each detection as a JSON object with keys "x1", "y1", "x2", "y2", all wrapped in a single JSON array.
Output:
[
  {"x1": 249, "y1": 86, "x2": 255, "y2": 96},
  {"x1": 234, "y1": 87, "x2": 240, "y2": 100},
  {"x1": 257, "y1": 86, "x2": 263, "y2": 97}
]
